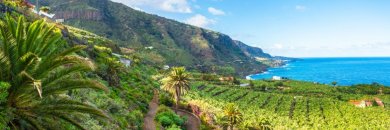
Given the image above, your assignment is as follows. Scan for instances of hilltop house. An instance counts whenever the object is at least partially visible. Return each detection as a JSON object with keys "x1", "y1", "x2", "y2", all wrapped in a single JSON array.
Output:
[
  {"x1": 219, "y1": 77, "x2": 234, "y2": 82},
  {"x1": 350, "y1": 100, "x2": 367, "y2": 108},
  {"x1": 374, "y1": 97, "x2": 385, "y2": 107},
  {"x1": 350, "y1": 97, "x2": 385, "y2": 108},
  {"x1": 272, "y1": 76, "x2": 282, "y2": 80},
  {"x1": 112, "y1": 53, "x2": 132, "y2": 67},
  {"x1": 163, "y1": 65, "x2": 170, "y2": 70}
]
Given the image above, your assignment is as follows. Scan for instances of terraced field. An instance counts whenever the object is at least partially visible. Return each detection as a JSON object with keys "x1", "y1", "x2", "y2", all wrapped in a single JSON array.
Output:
[{"x1": 185, "y1": 82, "x2": 390, "y2": 129}]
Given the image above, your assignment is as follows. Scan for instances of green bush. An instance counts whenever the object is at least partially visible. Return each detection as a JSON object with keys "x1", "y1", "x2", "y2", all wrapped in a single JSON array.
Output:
[
  {"x1": 166, "y1": 124, "x2": 182, "y2": 130},
  {"x1": 0, "y1": 82, "x2": 10, "y2": 130},
  {"x1": 155, "y1": 105, "x2": 186, "y2": 128},
  {"x1": 159, "y1": 93, "x2": 174, "y2": 107}
]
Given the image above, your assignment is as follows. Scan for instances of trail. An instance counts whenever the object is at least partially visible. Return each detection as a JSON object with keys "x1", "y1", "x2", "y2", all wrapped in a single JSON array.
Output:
[
  {"x1": 143, "y1": 90, "x2": 159, "y2": 130},
  {"x1": 143, "y1": 90, "x2": 201, "y2": 130},
  {"x1": 174, "y1": 109, "x2": 201, "y2": 130}
]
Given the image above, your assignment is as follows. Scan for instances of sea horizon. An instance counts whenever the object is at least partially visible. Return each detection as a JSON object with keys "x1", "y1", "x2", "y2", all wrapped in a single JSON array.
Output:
[{"x1": 250, "y1": 57, "x2": 390, "y2": 86}]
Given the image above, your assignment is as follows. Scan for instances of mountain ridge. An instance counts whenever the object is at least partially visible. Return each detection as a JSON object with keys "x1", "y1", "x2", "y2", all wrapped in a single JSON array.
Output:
[{"x1": 38, "y1": 0, "x2": 274, "y2": 76}]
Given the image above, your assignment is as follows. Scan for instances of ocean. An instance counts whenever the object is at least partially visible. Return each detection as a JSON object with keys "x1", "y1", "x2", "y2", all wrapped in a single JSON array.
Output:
[{"x1": 249, "y1": 57, "x2": 390, "y2": 86}]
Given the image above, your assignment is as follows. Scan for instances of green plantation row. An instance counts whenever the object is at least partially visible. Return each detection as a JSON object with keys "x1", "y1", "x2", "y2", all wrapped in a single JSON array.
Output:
[{"x1": 184, "y1": 80, "x2": 390, "y2": 129}]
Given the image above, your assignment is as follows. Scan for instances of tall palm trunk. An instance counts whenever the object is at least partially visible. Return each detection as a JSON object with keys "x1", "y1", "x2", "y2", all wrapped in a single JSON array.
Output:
[{"x1": 175, "y1": 88, "x2": 181, "y2": 113}]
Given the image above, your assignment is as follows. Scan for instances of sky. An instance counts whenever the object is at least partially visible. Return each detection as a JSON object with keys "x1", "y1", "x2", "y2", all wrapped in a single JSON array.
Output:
[{"x1": 110, "y1": 0, "x2": 390, "y2": 57}]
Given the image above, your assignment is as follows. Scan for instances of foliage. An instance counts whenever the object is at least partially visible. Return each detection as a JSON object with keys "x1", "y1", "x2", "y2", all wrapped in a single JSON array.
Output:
[
  {"x1": 222, "y1": 103, "x2": 242, "y2": 130},
  {"x1": 39, "y1": 6, "x2": 50, "y2": 12},
  {"x1": 155, "y1": 105, "x2": 186, "y2": 128},
  {"x1": 215, "y1": 66, "x2": 236, "y2": 76},
  {"x1": 166, "y1": 124, "x2": 182, "y2": 130},
  {"x1": 161, "y1": 67, "x2": 191, "y2": 110},
  {"x1": 159, "y1": 92, "x2": 174, "y2": 107},
  {"x1": 42, "y1": 0, "x2": 269, "y2": 76},
  {"x1": 0, "y1": 15, "x2": 108, "y2": 129},
  {"x1": 331, "y1": 81, "x2": 337, "y2": 86},
  {"x1": 0, "y1": 82, "x2": 10, "y2": 129},
  {"x1": 185, "y1": 79, "x2": 390, "y2": 129}
]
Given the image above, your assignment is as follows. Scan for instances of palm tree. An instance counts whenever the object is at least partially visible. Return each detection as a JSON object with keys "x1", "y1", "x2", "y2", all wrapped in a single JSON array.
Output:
[
  {"x1": 331, "y1": 81, "x2": 337, "y2": 87},
  {"x1": 104, "y1": 57, "x2": 124, "y2": 87},
  {"x1": 0, "y1": 15, "x2": 109, "y2": 129},
  {"x1": 222, "y1": 103, "x2": 242, "y2": 130},
  {"x1": 160, "y1": 67, "x2": 190, "y2": 111}
]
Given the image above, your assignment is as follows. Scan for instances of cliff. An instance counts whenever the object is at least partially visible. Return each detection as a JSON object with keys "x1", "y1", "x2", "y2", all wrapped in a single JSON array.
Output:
[
  {"x1": 40, "y1": 0, "x2": 271, "y2": 76},
  {"x1": 54, "y1": 10, "x2": 102, "y2": 21}
]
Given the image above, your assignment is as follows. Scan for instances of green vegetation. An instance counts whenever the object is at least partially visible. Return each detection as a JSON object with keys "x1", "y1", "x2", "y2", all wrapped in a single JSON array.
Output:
[
  {"x1": 0, "y1": 3, "x2": 159, "y2": 128},
  {"x1": 185, "y1": 79, "x2": 390, "y2": 129},
  {"x1": 161, "y1": 67, "x2": 191, "y2": 111},
  {"x1": 220, "y1": 103, "x2": 242, "y2": 130},
  {"x1": 155, "y1": 105, "x2": 187, "y2": 129},
  {"x1": 0, "y1": 15, "x2": 108, "y2": 129},
  {"x1": 39, "y1": 6, "x2": 50, "y2": 12},
  {"x1": 39, "y1": 0, "x2": 270, "y2": 76},
  {"x1": 2, "y1": 1, "x2": 390, "y2": 130}
]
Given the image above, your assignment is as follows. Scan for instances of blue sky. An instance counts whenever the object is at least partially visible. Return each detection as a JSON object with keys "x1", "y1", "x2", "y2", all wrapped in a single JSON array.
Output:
[{"x1": 110, "y1": 0, "x2": 390, "y2": 57}]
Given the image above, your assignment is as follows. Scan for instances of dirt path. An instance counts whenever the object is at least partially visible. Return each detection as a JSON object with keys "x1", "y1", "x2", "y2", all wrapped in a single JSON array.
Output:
[
  {"x1": 174, "y1": 109, "x2": 201, "y2": 130},
  {"x1": 143, "y1": 90, "x2": 159, "y2": 130},
  {"x1": 143, "y1": 90, "x2": 201, "y2": 130}
]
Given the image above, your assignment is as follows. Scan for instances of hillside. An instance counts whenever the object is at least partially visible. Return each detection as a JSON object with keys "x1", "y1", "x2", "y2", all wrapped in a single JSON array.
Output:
[
  {"x1": 36, "y1": 0, "x2": 272, "y2": 76},
  {"x1": 186, "y1": 77, "x2": 390, "y2": 129}
]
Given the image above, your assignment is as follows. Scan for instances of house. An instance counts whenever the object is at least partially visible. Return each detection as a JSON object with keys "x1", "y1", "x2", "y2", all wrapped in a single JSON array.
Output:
[
  {"x1": 33, "y1": 10, "x2": 55, "y2": 19},
  {"x1": 145, "y1": 46, "x2": 154, "y2": 50},
  {"x1": 219, "y1": 77, "x2": 234, "y2": 82},
  {"x1": 365, "y1": 101, "x2": 373, "y2": 107},
  {"x1": 350, "y1": 100, "x2": 366, "y2": 108},
  {"x1": 163, "y1": 65, "x2": 170, "y2": 70},
  {"x1": 120, "y1": 58, "x2": 131, "y2": 67},
  {"x1": 240, "y1": 83, "x2": 249, "y2": 87},
  {"x1": 55, "y1": 19, "x2": 64, "y2": 23},
  {"x1": 112, "y1": 53, "x2": 131, "y2": 67},
  {"x1": 278, "y1": 86, "x2": 291, "y2": 90},
  {"x1": 374, "y1": 97, "x2": 385, "y2": 107},
  {"x1": 349, "y1": 98, "x2": 384, "y2": 108},
  {"x1": 272, "y1": 76, "x2": 282, "y2": 80}
]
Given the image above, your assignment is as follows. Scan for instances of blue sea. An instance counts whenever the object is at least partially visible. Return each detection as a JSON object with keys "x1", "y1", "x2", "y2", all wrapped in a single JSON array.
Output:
[{"x1": 250, "y1": 57, "x2": 390, "y2": 86}]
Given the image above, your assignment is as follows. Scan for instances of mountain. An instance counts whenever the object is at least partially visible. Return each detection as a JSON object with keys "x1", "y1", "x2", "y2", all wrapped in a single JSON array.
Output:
[
  {"x1": 234, "y1": 40, "x2": 272, "y2": 58},
  {"x1": 37, "y1": 0, "x2": 272, "y2": 76}
]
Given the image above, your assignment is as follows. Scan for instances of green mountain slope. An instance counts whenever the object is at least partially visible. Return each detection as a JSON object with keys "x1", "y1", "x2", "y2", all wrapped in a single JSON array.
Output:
[{"x1": 37, "y1": 0, "x2": 271, "y2": 76}]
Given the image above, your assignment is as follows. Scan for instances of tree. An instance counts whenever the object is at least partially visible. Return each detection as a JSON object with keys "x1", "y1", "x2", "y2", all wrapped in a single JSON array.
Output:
[
  {"x1": 104, "y1": 57, "x2": 125, "y2": 87},
  {"x1": 160, "y1": 67, "x2": 190, "y2": 111},
  {"x1": 39, "y1": 6, "x2": 50, "y2": 13},
  {"x1": 249, "y1": 80, "x2": 254, "y2": 89},
  {"x1": 222, "y1": 103, "x2": 242, "y2": 130},
  {"x1": 331, "y1": 81, "x2": 337, "y2": 87},
  {"x1": 233, "y1": 77, "x2": 240, "y2": 85},
  {"x1": 0, "y1": 15, "x2": 109, "y2": 129}
]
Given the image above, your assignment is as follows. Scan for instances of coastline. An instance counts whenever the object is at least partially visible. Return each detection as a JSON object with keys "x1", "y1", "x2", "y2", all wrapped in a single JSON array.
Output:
[
  {"x1": 247, "y1": 57, "x2": 390, "y2": 86},
  {"x1": 247, "y1": 59, "x2": 294, "y2": 80}
]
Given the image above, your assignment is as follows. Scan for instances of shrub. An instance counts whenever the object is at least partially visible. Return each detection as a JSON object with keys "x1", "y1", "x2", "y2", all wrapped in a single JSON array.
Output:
[
  {"x1": 155, "y1": 105, "x2": 186, "y2": 128},
  {"x1": 233, "y1": 78, "x2": 241, "y2": 85},
  {"x1": 166, "y1": 124, "x2": 181, "y2": 130},
  {"x1": 274, "y1": 82, "x2": 284, "y2": 87},
  {"x1": 159, "y1": 93, "x2": 174, "y2": 107}
]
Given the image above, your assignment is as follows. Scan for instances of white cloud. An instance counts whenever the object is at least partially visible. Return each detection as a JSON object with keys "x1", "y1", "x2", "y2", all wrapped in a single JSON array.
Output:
[
  {"x1": 273, "y1": 44, "x2": 284, "y2": 49},
  {"x1": 208, "y1": 7, "x2": 225, "y2": 15},
  {"x1": 185, "y1": 14, "x2": 216, "y2": 28},
  {"x1": 130, "y1": 6, "x2": 143, "y2": 11},
  {"x1": 111, "y1": 0, "x2": 192, "y2": 13},
  {"x1": 295, "y1": 5, "x2": 306, "y2": 11}
]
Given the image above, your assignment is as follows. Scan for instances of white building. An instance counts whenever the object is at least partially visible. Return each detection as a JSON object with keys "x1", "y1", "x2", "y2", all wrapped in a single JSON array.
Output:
[
  {"x1": 163, "y1": 65, "x2": 170, "y2": 70},
  {"x1": 145, "y1": 46, "x2": 154, "y2": 50},
  {"x1": 56, "y1": 19, "x2": 64, "y2": 23},
  {"x1": 272, "y1": 76, "x2": 282, "y2": 80}
]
